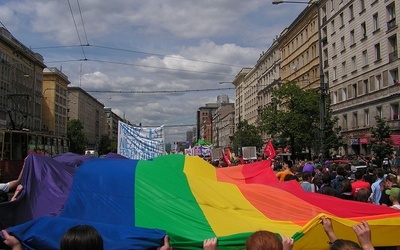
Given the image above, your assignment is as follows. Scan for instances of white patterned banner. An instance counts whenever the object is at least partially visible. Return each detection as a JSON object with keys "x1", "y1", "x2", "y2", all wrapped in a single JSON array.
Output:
[{"x1": 117, "y1": 121, "x2": 165, "y2": 160}]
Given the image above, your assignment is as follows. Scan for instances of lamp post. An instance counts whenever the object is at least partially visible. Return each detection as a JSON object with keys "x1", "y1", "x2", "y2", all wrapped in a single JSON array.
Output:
[{"x1": 272, "y1": 0, "x2": 328, "y2": 159}]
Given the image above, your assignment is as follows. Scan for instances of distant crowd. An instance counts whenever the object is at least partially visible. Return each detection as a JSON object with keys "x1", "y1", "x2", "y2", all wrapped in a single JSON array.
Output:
[{"x1": 274, "y1": 155, "x2": 400, "y2": 209}]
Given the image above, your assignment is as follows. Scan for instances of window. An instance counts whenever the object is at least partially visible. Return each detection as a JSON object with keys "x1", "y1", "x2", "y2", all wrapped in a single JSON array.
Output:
[
  {"x1": 362, "y1": 50, "x2": 368, "y2": 66},
  {"x1": 343, "y1": 114, "x2": 348, "y2": 129},
  {"x1": 340, "y1": 13, "x2": 344, "y2": 27},
  {"x1": 375, "y1": 74, "x2": 381, "y2": 90},
  {"x1": 341, "y1": 36, "x2": 345, "y2": 51},
  {"x1": 373, "y1": 13, "x2": 379, "y2": 31},
  {"x1": 391, "y1": 103, "x2": 399, "y2": 120},
  {"x1": 342, "y1": 61, "x2": 347, "y2": 77},
  {"x1": 349, "y1": 5, "x2": 354, "y2": 20},
  {"x1": 351, "y1": 56, "x2": 356, "y2": 71},
  {"x1": 360, "y1": 0, "x2": 365, "y2": 12},
  {"x1": 331, "y1": 0, "x2": 334, "y2": 10},
  {"x1": 342, "y1": 87, "x2": 347, "y2": 101},
  {"x1": 352, "y1": 83, "x2": 357, "y2": 98},
  {"x1": 332, "y1": 91, "x2": 338, "y2": 104},
  {"x1": 364, "y1": 110, "x2": 370, "y2": 126},
  {"x1": 374, "y1": 43, "x2": 381, "y2": 61},
  {"x1": 331, "y1": 20, "x2": 335, "y2": 33},
  {"x1": 377, "y1": 106, "x2": 382, "y2": 118},
  {"x1": 363, "y1": 79, "x2": 369, "y2": 94},
  {"x1": 353, "y1": 112, "x2": 358, "y2": 128},
  {"x1": 361, "y1": 22, "x2": 367, "y2": 39},
  {"x1": 333, "y1": 67, "x2": 337, "y2": 80},
  {"x1": 350, "y1": 30, "x2": 355, "y2": 44},
  {"x1": 389, "y1": 68, "x2": 399, "y2": 83},
  {"x1": 332, "y1": 43, "x2": 337, "y2": 56},
  {"x1": 387, "y1": 4, "x2": 396, "y2": 31},
  {"x1": 388, "y1": 35, "x2": 398, "y2": 62}
]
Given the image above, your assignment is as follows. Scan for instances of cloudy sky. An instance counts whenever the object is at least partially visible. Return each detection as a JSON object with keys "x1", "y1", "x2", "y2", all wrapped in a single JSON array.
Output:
[{"x1": 1, "y1": 0, "x2": 305, "y2": 144}]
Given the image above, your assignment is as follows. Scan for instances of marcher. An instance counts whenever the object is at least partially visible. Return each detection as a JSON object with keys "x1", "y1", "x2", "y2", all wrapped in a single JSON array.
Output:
[
  {"x1": 351, "y1": 170, "x2": 371, "y2": 198},
  {"x1": 370, "y1": 168, "x2": 384, "y2": 205},
  {"x1": 331, "y1": 166, "x2": 346, "y2": 191},
  {"x1": 321, "y1": 217, "x2": 374, "y2": 250},
  {"x1": 246, "y1": 230, "x2": 294, "y2": 250},
  {"x1": 276, "y1": 160, "x2": 294, "y2": 182},
  {"x1": 379, "y1": 174, "x2": 399, "y2": 206},
  {"x1": 386, "y1": 187, "x2": 400, "y2": 209}
]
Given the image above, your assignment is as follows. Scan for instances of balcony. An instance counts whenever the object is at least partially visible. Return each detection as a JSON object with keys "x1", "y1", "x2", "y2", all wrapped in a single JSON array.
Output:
[
  {"x1": 387, "y1": 18, "x2": 397, "y2": 31},
  {"x1": 389, "y1": 50, "x2": 398, "y2": 62}
]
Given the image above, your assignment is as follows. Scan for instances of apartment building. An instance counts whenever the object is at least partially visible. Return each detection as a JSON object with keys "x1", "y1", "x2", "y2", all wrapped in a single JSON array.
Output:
[
  {"x1": 320, "y1": 0, "x2": 400, "y2": 155},
  {"x1": 104, "y1": 107, "x2": 124, "y2": 147},
  {"x1": 67, "y1": 86, "x2": 106, "y2": 149},
  {"x1": 212, "y1": 102, "x2": 235, "y2": 148},
  {"x1": 0, "y1": 27, "x2": 46, "y2": 131},
  {"x1": 42, "y1": 67, "x2": 70, "y2": 137}
]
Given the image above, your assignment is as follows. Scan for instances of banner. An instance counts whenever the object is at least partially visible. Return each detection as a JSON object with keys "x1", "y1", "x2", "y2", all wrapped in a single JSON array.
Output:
[
  {"x1": 117, "y1": 121, "x2": 165, "y2": 160},
  {"x1": 192, "y1": 145, "x2": 212, "y2": 157}
]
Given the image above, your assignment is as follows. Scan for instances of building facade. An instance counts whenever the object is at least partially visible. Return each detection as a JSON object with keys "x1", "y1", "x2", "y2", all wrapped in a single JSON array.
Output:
[
  {"x1": 320, "y1": 0, "x2": 400, "y2": 155},
  {"x1": 42, "y1": 67, "x2": 70, "y2": 137},
  {"x1": 104, "y1": 107, "x2": 124, "y2": 149},
  {"x1": 0, "y1": 27, "x2": 46, "y2": 131},
  {"x1": 212, "y1": 102, "x2": 235, "y2": 148},
  {"x1": 67, "y1": 86, "x2": 106, "y2": 149}
]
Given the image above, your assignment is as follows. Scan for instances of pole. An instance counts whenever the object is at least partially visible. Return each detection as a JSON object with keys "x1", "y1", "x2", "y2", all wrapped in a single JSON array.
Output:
[{"x1": 317, "y1": 1, "x2": 327, "y2": 160}]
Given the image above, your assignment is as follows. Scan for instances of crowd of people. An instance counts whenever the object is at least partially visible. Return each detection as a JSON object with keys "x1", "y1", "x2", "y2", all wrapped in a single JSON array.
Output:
[{"x1": 274, "y1": 156, "x2": 400, "y2": 209}]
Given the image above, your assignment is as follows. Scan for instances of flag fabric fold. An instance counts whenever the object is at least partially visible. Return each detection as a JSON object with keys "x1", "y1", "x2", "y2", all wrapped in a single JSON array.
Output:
[{"x1": 3, "y1": 154, "x2": 400, "y2": 249}]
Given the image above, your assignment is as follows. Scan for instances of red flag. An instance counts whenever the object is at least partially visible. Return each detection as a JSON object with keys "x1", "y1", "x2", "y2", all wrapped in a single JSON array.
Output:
[
  {"x1": 264, "y1": 140, "x2": 276, "y2": 159},
  {"x1": 222, "y1": 148, "x2": 231, "y2": 166}
]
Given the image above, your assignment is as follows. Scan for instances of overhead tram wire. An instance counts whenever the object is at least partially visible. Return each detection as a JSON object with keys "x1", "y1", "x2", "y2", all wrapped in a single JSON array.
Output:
[
  {"x1": 76, "y1": 0, "x2": 89, "y2": 45},
  {"x1": 67, "y1": 0, "x2": 88, "y2": 60},
  {"x1": 32, "y1": 44, "x2": 245, "y2": 68},
  {"x1": 86, "y1": 87, "x2": 234, "y2": 94},
  {"x1": 44, "y1": 58, "x2": 236, "y2": 76}
]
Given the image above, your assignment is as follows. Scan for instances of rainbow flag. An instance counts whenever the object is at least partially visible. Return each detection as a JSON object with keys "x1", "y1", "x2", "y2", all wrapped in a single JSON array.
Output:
[{"x1": 8, "y1": 154, "x2": 400, "y2": 249}]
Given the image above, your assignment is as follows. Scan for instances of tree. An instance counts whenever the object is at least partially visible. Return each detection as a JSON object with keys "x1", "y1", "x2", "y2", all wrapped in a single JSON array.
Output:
[
  {"x1": 98, "y1": 134, "x2": 112, "y2": 155},
  {"x1": 67, "y1": 119, "x2": 88, "y2": 154},
  {"x1": 258, "y1": 81, "x2": 320, "y2": 160},
  {"x1": 232, "y1": 120, "x2": 264, "y2": 155},
  {"x1": 369, "y1": 116, "x2": 394, "y2": 168},
  {"x1": 322, "y1": 107, "x2": 343, "y2": 158}
]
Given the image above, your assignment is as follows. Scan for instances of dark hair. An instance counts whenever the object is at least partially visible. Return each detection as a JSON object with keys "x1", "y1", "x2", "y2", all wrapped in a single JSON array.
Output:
[
  {"x1": 336, "y1": 166, "x2": 346, "y2": 176},
  {"x1": 302, "y1": 172, "x2": 312, "y2": 181},
  {"x1": 330, "y1": 239, "x2": 362, "y2": 250},
  {"x1": 376, "y1": 168, "x2": 384, "y2": 179},
  {"x1": 322, "y1": 174, "x2": 331, "y2": 184},
  {"x1": 284, "y1": 160, "x2": 293, "y2": 168},
  {"x1": 340, "y1": 179, "x2": 352, "y2": 193},
  {"x1": 354, "y1": 170, "x2": 364, "y2": 180},
  {"x1": 284, "y1": 174, "x2": 298, "y2": 182},
  {"x1": 60, "y1": 225, "x2": 103, "y2": 250},
  {"x1": 246, "y1": 230, "x2": 283, "y2": 250},
  {"x1": 356, "y1": 188, "x2": 371, "y2": 202},
  {"x1": 319, "y1": 186, "x2": 339, "y2": 197}
]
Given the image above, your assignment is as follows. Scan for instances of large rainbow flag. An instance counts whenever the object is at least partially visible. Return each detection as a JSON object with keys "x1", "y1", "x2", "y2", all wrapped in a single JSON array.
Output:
[{"x1": 3, "y1": 154, "x2": 400, "y2": 249}]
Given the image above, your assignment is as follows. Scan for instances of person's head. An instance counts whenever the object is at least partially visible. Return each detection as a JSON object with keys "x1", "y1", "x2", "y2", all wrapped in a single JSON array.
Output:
[
  {"x1": 340, "y1": 179, "x2": 352, "y2": 193},
  {"x1": 322, "y1": 174, "x2": 331, "y2": 185},
  {"x1": 385, "y1": 174, "x2": 397, "y2": 188},
  {"x1": 376, "y1": 168, "x2": 384, "y2": 179},
  {"x1": 302, "y1": 172, "x2": 312, "y2": 182},
  {"x1": 336, "y1": 166, "x2": 346, "y2": 177},
  {"x1": 386, "y1": 187, "x2": 400, "y2": 203},
  {"x1": 356, "y1": 188, "x2": 371, "y2": 202},
  {"x1": 284, "y1": 160, "x2": 293, "y2": 169},
  {"x1": 329, "y1": 239, "x2": 362, "y2": 250},
  {"x1": 60, "y1": 225, "x2": 103, "y2": 250},
  {"x1": 246, "y1": 230, "x2": 282, "y2": 250},
  {"x1": 284, "y1": 174, "x2": 298, "y2": 182},
  {"x1": 354, "y1": 170, "x2": 364, "y2": 180}
]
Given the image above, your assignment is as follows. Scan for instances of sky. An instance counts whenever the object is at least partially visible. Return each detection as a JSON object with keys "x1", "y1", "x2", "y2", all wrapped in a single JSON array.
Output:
[{"x1": 0, "y1": 0, "x2": 305, "y2": 144}]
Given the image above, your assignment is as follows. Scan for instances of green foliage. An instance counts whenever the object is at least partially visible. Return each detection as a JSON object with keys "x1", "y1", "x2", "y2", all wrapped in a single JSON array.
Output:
[
  {"x1": 232, "y1": 120, "x2": 264, "y2": 155},
  {"x1": 370, "y1": 116, "x2": 394, "y2": 167},
  {"x1": 258, "y1": 81, "x2": 320, "y2": 159},
  {"x1": 67, "y1": 119, "x2": 88, "y2": 154},
  {"x1": 323, "y1": 107, "x2": 343, "y2": 158},
  {"x1": 98, "y1": 134, "x2": 112, "y2": 155}
]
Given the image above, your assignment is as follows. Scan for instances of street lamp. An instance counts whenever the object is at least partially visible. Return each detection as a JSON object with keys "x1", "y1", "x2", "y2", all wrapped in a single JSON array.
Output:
[{"x1": 272, "y1": 0, "x2": 328, "y2": 159}]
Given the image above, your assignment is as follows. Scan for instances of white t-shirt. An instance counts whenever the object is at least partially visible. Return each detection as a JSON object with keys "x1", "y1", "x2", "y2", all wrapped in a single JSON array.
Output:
[{"x1": 0, "y1": 182, "x2": 10, "y2": 192}]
